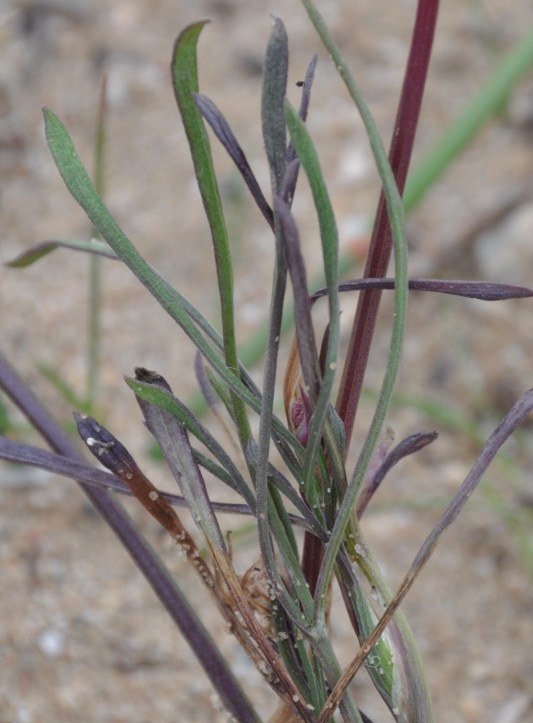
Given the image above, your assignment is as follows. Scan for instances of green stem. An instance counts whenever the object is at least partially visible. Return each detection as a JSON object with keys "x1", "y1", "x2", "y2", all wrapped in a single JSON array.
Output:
[{"x1": 87, "y1": 78, "x2": 107, "y2": 408}]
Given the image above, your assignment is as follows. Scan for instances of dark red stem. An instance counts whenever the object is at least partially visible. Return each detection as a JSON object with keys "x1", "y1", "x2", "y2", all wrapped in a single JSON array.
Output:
[{"x1": 336, "y1": 0, "x2": 440, "y2": 447}]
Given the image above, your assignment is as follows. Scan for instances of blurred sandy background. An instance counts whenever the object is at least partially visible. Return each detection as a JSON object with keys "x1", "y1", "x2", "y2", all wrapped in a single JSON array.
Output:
[{"x1": 1, "y1": 1, "x2": 533, "y2": 721}]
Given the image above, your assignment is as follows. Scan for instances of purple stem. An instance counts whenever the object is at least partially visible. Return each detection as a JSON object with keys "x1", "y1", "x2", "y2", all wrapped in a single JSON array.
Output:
[
  {"x1": 0, "y1": 352, "x2": 259, "y2": 723},
  {"x1": 336, "y1": 0, "x2": 440, "y2": 449}
]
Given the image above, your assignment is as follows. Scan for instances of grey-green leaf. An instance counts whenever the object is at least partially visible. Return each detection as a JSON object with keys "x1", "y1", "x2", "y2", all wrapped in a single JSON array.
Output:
[{"x1": 262, "y1": 16, "x2": 289, "y2": 193}]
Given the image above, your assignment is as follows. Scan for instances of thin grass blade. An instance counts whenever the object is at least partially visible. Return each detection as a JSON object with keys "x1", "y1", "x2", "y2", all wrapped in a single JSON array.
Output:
[
  {"x1": 6, "y1": 238, "x2": 117, "y2": 267},
  {"x1": 404, "y1": 25, "x2": 533, "y2": 210}
]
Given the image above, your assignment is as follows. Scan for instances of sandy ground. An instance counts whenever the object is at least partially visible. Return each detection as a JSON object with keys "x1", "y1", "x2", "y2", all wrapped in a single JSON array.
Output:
[{"x1": 1, "y1": 1, "x2": 533, "y2": 721}]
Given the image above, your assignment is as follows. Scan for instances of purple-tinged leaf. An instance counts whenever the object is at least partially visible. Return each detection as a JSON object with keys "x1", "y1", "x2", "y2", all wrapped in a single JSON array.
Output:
[
  {"x1": 193, "y1": 350, "x2": 218, "y2": 410},
  {"x1": 295, "y1": 54, "x2": 317, "y2": 121},
  {"x1": 126, "y1": 369, "x2": 256, "y2": 511},
  {"x1": 6, "y1": 238, "x2": 118, "y2": 267},
  {"x1": 357, "y1": 430, "x2": 438, "y2": 518},
  {"x1": 132, "y1": 368, "x2": 226, "y2": 552},
  {"x1": 321, "y1": 388, "x2": 533, "y2": 720},
  {"x1": 312, "y1": 277, "x2": 533, "y2": 302},
  {"x1": 0, "y1": 434, "x2": 137, "y2": 495},
  {"x1": 0, "y1": 435, "x2": 307, "y2": 522},
  {"x1": 75, "y1": 412, "x2": 216, "y2": 586},
  {"x1": 284, "y1": 54, "x2": 318, "y2": 204},
  {"x1": 356, "y1": 428, "x2": 395, "y2": 513},
  {"x1": 275, "y1": 195, "x2": 319, "y2": 403},
  {"x1": 193, "y1": 93, "x2": 274, "y2": 229},
  {"x1": 0, "y1": 354, "x2": 257, "y2": 722},
  {"x1": 279, "y1": 157, "x2": 300, "y2": 207},
  {"x1": 287, "y1": 53, "x2": 317, "y2": 166},
  {"x1": 406, "y1": 278, "x2": 533, "y2": 300}
]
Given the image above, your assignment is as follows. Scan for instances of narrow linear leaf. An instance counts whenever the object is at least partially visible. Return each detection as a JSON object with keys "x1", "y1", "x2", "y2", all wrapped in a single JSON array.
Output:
[
  {"x1": 0, "y1": 354, "x2": 258, "y2": 723},
  {"x1": 193, "y1": 351, "x2": 218, "y2": 410},
  {"x1": 194, "y1": 93, "x2": 274, "y2": 228},
  {"x1": 42, "y1": 108, "x2": 275, "y2": 448},
  {"x1": 287, "y1": 53, "x2": 318, "y2": 165},
  {"x1": 321, "y1": 389, "x2": 533, "y2": 720},
  {"x1": 253, "y1": 274, "x2": 316, "y2": 634},
  {"x1": 0, "y1": 434, "x2": 133, "y2": 494},
  {"x1": 0, "y1": 434, "x2": 295, "y2": 521},
  {"x1": 284, "y1": 101, "x2": 344, "y2": 500},
  {"x1": 171, "y1": 22, "x2": 250, "y2": 451},
  {"x1": 262, "y1": 15, "x2": 289, "y2": 192},
  {"x1": 357, "y1": 431, "x2": 438, "y2": 518},
  {"x1": 254, "y1": 21, "x2": 305, "y2": 640},
  {"x1": 6, "y1": 238, "x2": 117, "y2": 267},
  {"x1": 297, "y1": 54, "x2": 318, "y2": 122},
  {"x1": 132, "y1": 368, "x2": 225, "y2": 552},
  {"x1": 284, "y1": 53, "x2": 319, "y2": 205},
  {"x1": 126, "y1": 372, "x2": 256, "y2": 513},
  {"x1": 74, "y1": 412, "x2": 216, "y2": 583},
  {"x1": 284, "y1": 103, "x2": 339, "y2": 313},
  {"x1": 275, "y1": 195, "x2": 319, "y2": 400},
  {"x1": 312, "y1": 277, "x2": 533, "y2": 302},
  {"x1": 249, "y1": 262, "x2": 319, "y2": 644}
]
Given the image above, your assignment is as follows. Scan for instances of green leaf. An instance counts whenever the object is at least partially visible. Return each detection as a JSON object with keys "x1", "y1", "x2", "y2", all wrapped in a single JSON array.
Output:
[
  {"x1": 132, "y1": 368, "x2": 226, "y2": 552},
  {"x1": 171, "y1": 22, "x2": 250, "y2": 451},
  {"x1": 262, "y1": 15, "x2": 289, "y2": 192},
  {"x1": 126, "y1": 374, "x2": 256, "y2": 514},
  {"x1": 41, "y1": 108, "x2": 274, "y2": 441},
  {"x1": 284, "y1": 101, "x2": 342, "y2": 498},
  {"x1": 6, "y1": 238, "x2": 117, "y2": 267}
]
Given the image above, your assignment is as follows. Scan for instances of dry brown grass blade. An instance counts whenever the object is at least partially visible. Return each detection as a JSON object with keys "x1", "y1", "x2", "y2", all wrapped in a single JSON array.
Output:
[
  {"x1": 75, "y1": 412, "x2": 313, "y2": 720},
  {"x1": 74, "y1": 412, "x2": 215, "y2": 586}
]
